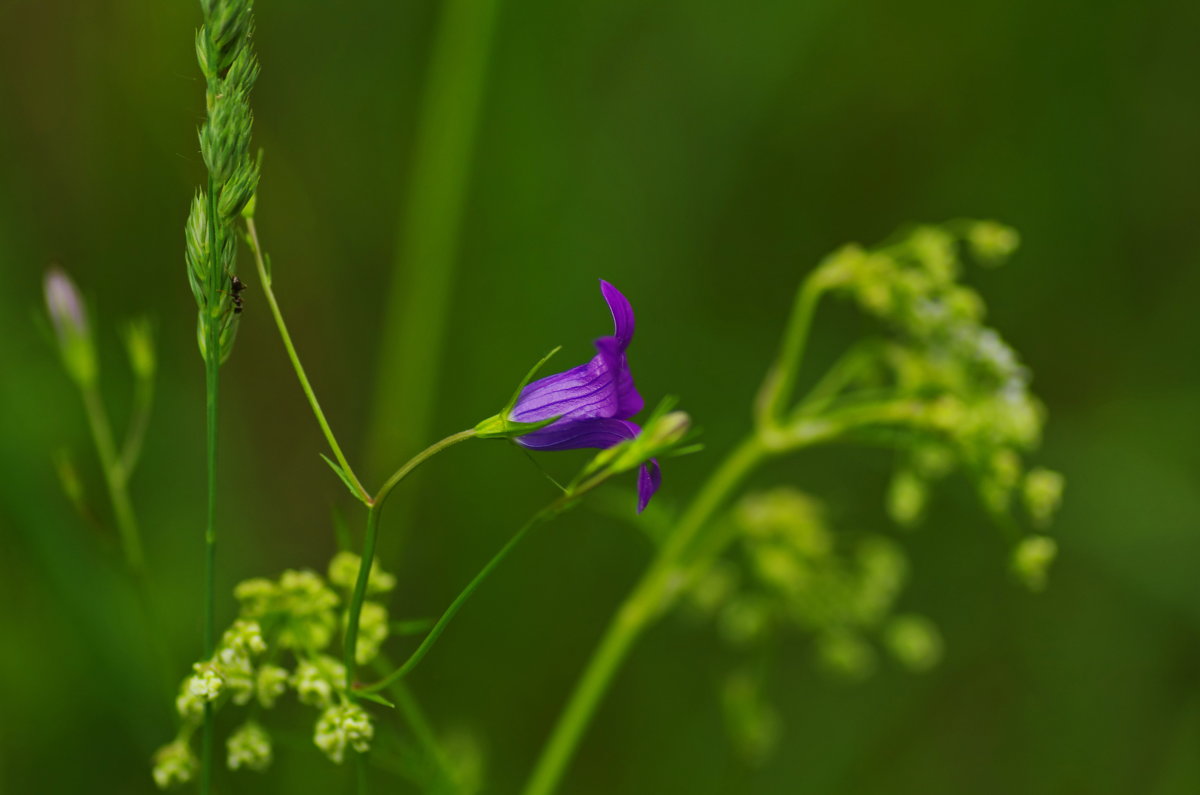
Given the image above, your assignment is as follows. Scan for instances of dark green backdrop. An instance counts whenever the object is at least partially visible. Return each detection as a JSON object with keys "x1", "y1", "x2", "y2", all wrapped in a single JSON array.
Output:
[{"x1": 2, "y1": 0, "x2": 1198, "y2": 792}]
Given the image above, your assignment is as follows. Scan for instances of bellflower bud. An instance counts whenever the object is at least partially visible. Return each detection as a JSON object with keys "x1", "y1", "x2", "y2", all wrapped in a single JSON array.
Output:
[{"x1": 44, "y1": 266, "x2": 97, "y2": 386}]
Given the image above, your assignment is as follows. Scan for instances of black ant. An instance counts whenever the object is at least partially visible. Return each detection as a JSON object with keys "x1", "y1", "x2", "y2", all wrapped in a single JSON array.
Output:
[{"x1": 220, "y1": 274, "x2": 246, "y2": 314}]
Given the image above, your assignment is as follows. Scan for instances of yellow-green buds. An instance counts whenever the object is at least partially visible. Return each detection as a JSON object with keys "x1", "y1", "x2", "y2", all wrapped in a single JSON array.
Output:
[
  {"x1": 152, "y1": 740, "x2": 198, "y2": 789},
  {"x1": 121, "y1": 317, "x2": 156, "y2": 382},
  {"x1": 1023, "y1": 468, "x2": 1065, "y2": 527},
  {"x1": 886, "y1": 468, "x2": 928, "y2": 529},
  {"x1": 884, "y1": 614, "x2": 944, "y2": 672},
  {"x1": 43, "y1": 266, "x2": 97, "y2": 386},
  {"x1": 255, "y1": 664, "x2": 289, "y2": 709},
  {"x1": 966, "y1": 220, "x2": 1020, "y2": 266},
  {"x1": 328, "y1": 550, "x2": 396, "y2": 594},
  {"x1": 314, "y1": 703, "x2": 374, "y2": 764},
  {"x1": 1012, "y1": 535, "x2": 1058, "y2": 592},
  {"x1": 291, "y1": 656, "x2": 345, "y2": 708},
  {"x1": 721, "y1": 671, "x2": 781, "y2": 766},
  {"x1": 348, "y1": 601, "x2": 389, "y2": 665},
  {"x1": 227, "y1": 721, "x2": 272, "y2": 772}
]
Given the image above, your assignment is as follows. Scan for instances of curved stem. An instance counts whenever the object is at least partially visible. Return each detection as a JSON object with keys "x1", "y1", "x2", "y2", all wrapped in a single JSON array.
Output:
[
  {"x1": 344, "y1": 503, "x2": 382, "y2": 691},
  {"x1": 80, "y1": 385, "x2": 144, "y2": 572},
  {"x1": 372, "y1": 429, "x2": 476, "y2": 508},
  {"x1": 756, "y1": 275, "x2": 824, "y2": 428},
  {"x1": 245, "y1": 217, "x2": 371, "y2": 503},
  {"x1": 523, "y1": 437, "x2": 767, "y2": 795},
  {"x1": 362, "y1": 509, "x2": 546, "y2": 694},
  {"x1": 118, "y1": 376, "x2": 155, "y2": 479}
]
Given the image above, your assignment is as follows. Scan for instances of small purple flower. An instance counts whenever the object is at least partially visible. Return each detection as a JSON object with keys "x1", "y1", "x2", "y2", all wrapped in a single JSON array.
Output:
[
  {"x1": 511, "y1": 280, "x2": 662, "y2": 512},
  {"x1": 44, "y1": 266, "x2": 89, "y2": 342}
]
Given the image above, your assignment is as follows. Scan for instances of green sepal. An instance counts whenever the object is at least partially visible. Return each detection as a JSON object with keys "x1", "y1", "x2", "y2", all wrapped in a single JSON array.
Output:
[
  {"x1": 474, "y1": 346, "x2": 564, "y2": 439},
  {"x1": 320, "y1": 454, "x2": 370, "y2": 505},
  {"x1": 474, "y1": 413, "x2": 561, "y2": 440}
]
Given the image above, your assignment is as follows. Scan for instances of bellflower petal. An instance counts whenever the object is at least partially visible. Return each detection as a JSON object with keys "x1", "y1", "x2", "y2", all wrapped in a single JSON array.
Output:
[
  {"x1": 637, "y1": 459, "x2": 662, "y2": 513},
  {"x1": 600, "y1": 279, "x2": 635, "y2": 349},
  {"x1": 517, "y1": 418, "x2": 641, "y2": 452},
  {"x1": 510, "y1": 280, "x2": 662, "y2": 511}
]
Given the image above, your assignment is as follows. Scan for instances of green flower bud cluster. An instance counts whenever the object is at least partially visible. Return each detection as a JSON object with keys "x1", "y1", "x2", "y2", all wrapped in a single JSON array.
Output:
[
  {"x1": 152, "y1": 554, "x2": 399, "y2": 786},
  {"x1": 314, "y1": 703, "x2": 375, "y2": 764},
  {"x1": 688, "y1": 488, "x2": 939, "y2": 675},
  {"x1": 805, "y1": 222, "x2": 1064, "y2": 584},
  {"x1": 720, "y1": 669, "x2": 781, "y2": 768},
  {"x1": 687, "y1": 488, "x2": 945, "y2": 761},
  {"x1": 185, "y1": 0, "x2": 259, "y2": 365}
]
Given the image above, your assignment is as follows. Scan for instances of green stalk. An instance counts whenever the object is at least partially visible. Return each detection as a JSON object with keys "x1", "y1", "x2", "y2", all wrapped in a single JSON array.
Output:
[
  {"x1": 363, "y1": 509, "x2": 543, "y2": 694},
  {"x1": 522, "y1": 436, "x2": 766, "y2": 795},
  {"x1": 79, "y1": 385, "x2": 144, "y2": 573},
  {"x1": 365, "y1": 0, "x2": 500, "y2": 477},
  {"x1": 756, "y1": 276, "x2": 824, "y2": 429},
  {"x1": 200, "y1": 175, "x2": 222, "y2": 795},
  {"x1": 344, "y1": 430, "x2": 476, "y2": 691},
  {"x1": 245, "y1": 217, "x2": 370, "y2": 502}
]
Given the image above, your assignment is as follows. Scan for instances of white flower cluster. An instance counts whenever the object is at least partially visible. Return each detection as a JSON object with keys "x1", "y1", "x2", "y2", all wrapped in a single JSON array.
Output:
[
  {"x1": 155, "y1": 554, "x2": 400, "y2": 785},
  {"x1": 291, "y1": 655, "x2": 346, "y2": 708},
  {"x1": 314, "y1": 702, "x2": 374, "y2": 764},
  {"x1": 152, "y1": 740, "x2": 197, "y2": 789},
  {"x1": 227, "y1": 721, "x2": 272, "y2": 772}
]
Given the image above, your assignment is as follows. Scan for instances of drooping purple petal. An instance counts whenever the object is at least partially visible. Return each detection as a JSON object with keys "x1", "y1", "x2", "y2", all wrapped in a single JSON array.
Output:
[
  {"x1": 637, "y1": 459, "x2": 662, "y2": 513},
  {"x1": 599, "y1": 279, "x2": 635, "y2": 349},
  {"x1": 515, "y1": 417, "x2": 640, "y2": 452}
]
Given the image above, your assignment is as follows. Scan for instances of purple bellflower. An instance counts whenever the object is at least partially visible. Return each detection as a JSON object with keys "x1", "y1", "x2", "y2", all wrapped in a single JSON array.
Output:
[{"x1": 509, "y1": 280, "x2": 662, "y2": 512}]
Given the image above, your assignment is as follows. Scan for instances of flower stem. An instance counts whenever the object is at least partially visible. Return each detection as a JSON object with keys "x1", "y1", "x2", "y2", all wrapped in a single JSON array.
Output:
[
  {"x1": 756, "y1": 275, "x2": 825, "y2": 429},
  {"x1": 372, "y1": 429, "x2": 477, "y2": 508},
  {"x1": 344, "y1": 503, "x2": 382, "y2": 692},
  {"x1": 344, "y1": 429, "x2": 476, "y2": 695},
  {"x1": 362, "y1": 507, "x2": 547, "y2": 694},
  {"x1": 79, "y1": 385, "x2": 144, "y2": 573},
  {"x1": 244, "y1": 217, "x2": 371, "y2": 503},
  {"x1": 118, "y1": 375, "x2": 154, "y2": 478}
]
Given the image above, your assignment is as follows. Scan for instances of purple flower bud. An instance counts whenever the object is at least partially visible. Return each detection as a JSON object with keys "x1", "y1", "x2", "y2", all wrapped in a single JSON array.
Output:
[
  {"x1": 44, "y1": 266, "x2": 89, "y2": 342},
  {"x1": 44, "y1": 266, "x2": 97, "y2": 385}
]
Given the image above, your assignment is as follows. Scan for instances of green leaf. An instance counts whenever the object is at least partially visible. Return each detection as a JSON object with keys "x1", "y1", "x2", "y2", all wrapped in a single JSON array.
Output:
[
  {"x1": 320, "y1": 454, "x2": 369, "y2": 504},
  {"x1": 356, "y1": 690, "x2": 396, "y2": 709}
]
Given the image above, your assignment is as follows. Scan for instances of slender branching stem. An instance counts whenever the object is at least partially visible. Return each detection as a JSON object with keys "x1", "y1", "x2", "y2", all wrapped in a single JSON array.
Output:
[
  {"x1": 344, "y1": 503, "x2": 382, "y2": 692},
  {"x1": 118, "y1": 376, "x2": 154, "y2": 478},
  {"x1": 244, "y1": 217, "x2": 372, "y2": 503},
  {"x1": 362, "y1": 509, "x2": 545, "y2": 694},
  {"x1": 756, "y1": 275, "x2": 825, "y2": 428},
  {"x1": 522, "y1": 436, "x2": 766, "y2": 795},
  {"x1": 363, "y1": 469, "x2": 612, "y2": 695},
  {"x1": 79, "y1": 384, "x2": 144, "y2": 572},
  {"x1": 344, "y1": 429, "x2": 476, "y2": 693},
  {"x1": 372, "y1": 429, "x2": 477, "y2": 508}
]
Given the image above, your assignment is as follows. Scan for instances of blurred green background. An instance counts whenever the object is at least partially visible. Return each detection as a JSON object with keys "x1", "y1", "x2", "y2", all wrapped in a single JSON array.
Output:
[{"x1": 2, "y1": 0, "x2": 1198, "y2": 792}]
